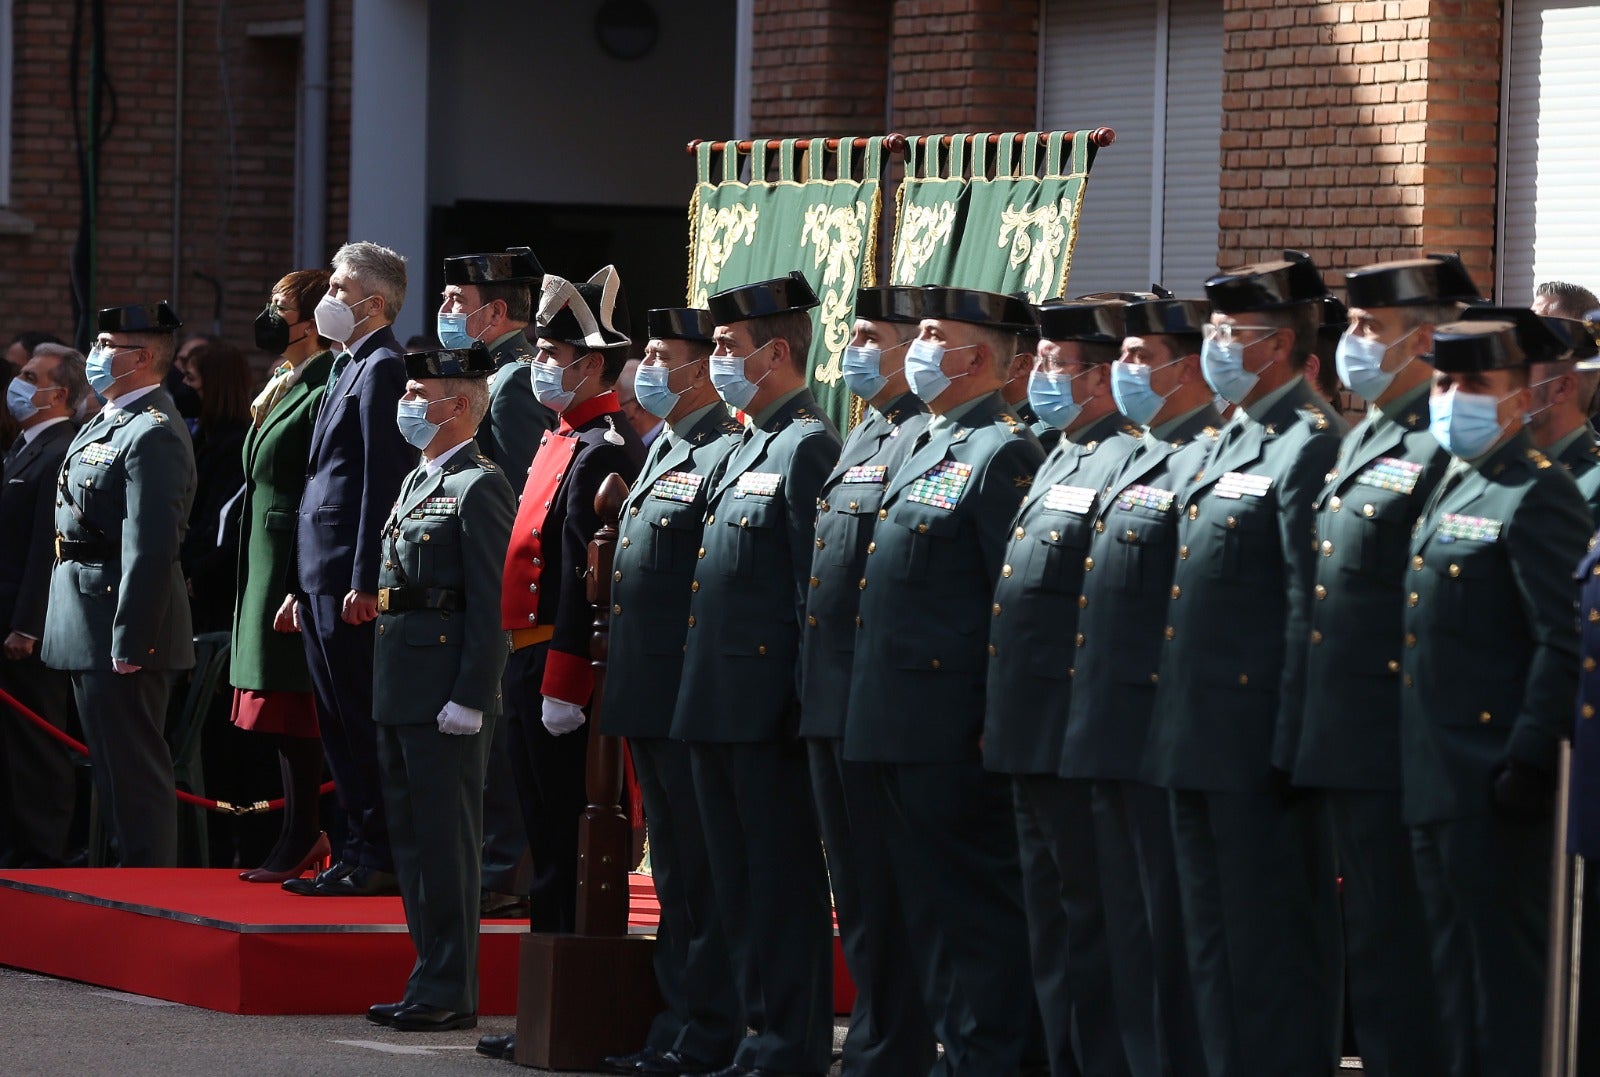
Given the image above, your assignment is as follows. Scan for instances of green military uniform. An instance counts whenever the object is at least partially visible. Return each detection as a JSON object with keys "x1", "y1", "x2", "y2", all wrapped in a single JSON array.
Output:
[
  {"x1": 482, "y1": 329, "x2": 555, "y2": 491},
  {"x1": 43, "y1": 315, "x2": 197, "y2": 869},
  {"x1": 1062, "y1": 401, "x2": 1220, "y2": 1077},
  {"x1": 373, "y1": 431, "x2": 515, "y2": 1017},
  {"x1": 845, "y1": 377, "x2": 1047, "y2": 1074},
  {"x1": 230, "y1": 351, "x2": 332, "y2": 694},
  {"x1": 1144, "y1": 257, "x2": 1348, "y2": 1076},
  {"x1": 800, "y1": 386, "x2": 935, "y2": 1077},
  {"x1": 671, "y1": 281, "x2": 841, "y2": 1077},
  {"x1": 604, "y1": 375, "x2": 745, "y2": 1067},
  {"x1": 985, "y1": 404, "x2": 1141, "y2": 1077},
  {"x1": 1551, "y1": 423, "x2": 1600, "y2": 524}
]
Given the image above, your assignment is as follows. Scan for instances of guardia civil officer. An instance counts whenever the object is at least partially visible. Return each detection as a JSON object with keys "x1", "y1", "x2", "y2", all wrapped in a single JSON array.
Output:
[
  {"x1": 1460, "y1": 305, "x2": 1600, "y2": 523},
  {"x1": 596, "y1": 308, "x2": 744, "y2": 1076},
  {"x1": 844, "y1": 287, "x2": 1047, "y2": 1074},
  {"x1": 1142, "y1": 254, "x2": 1348, "y2": 1075},
  {"x1": 438, "y1": 247, "x2": 550, "y2": 916},
  {"x1": 983, "y1": 298, "x2": 1141, "y2": 1077},
  {"x1": 1291, "y1": 255, "x2": 1477, "y2": 1077},
  {"x1": 1060, "y1": 297, "x2": 1220, "y2": 1077},
  {"x1": 671, "y1": 272, "x2": 841, "y2": 1077},
  {"x1": 800, "y1": 285, "x2": 936, "y2": 1076},
  {"x1": 363, "y1": 345, "x2": 514, "y2": 1033},
  {"x1": 41, "y1": 302, "x2": 197, "y2": 867},
  {"x1": 1405, "y1": 321, "x2": 1589, "y2": 1077}
]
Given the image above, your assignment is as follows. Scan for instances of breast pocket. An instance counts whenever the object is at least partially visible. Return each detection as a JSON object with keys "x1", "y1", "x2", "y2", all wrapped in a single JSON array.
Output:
[
  {"x1": 1335, "y1": 492, "x2": 1414, "y2": 577},
  {"x1": 720, "y1": 496, "x2": 783, "y2": 579},
  {"x1": 642, "y1": 497, "x2": 703, "y2": 574},
  {"x1": 1106, "y1": 508, "x2": 1174, "y2": 595},
  {"x1": 1420, "y1": 538, "x2": 1505, "y2": 633},
  {"x1": 399, "y1": 518, "x2": 459, "y2": 582},
  {"x1": 1207, "y1": 497, "x2": 1278, "y2": 581},
  {"x1": 892, "y1": 503, "x2": 964, "y2": 584},
  {"x1": 1025, "y1": 511, "x2": 1094, "y2": 594},
  {"x1": 826, "y1": 483, "x2": 886, "y2": 568}
]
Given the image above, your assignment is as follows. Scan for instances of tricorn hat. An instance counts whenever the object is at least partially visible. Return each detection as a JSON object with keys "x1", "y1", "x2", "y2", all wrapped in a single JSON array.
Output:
[
  {"x1": 442, "y1": 247, "x2": 544, "y2": 286},
  {"x1": 404, "y1": 343, "x2": 496, "y2": 379},
  {"x1": 1458, "y1": 306, "x2": 1578, "y2": 364},
  {"x1": 98, "y1": 302, "x2": 182, "y2": 334},
  {"x1": 536, "y1": 266, "x2": 630, "y2": 350},
  {"x1": 1427, "y1": 321, "x2": 1528, "y2": 373},
  {"x1": 1318, "y1": 295, "x2": 1349, "y2": 348},
  {"x1": 646, "y1": 307, "x2": 715, "y2": 343},
  {"x1": 707, "y1": 271, "x2": 820, "y2": 325},
  {"x1": 1124, "y1": 298, "x2": 1211, "y2": 339},
  {"x1": 1205, "y1": 250, "x2": 1328, "y2": 313},
  {"x1": 1036, "y1": 301, "x2": 1126, "y2": 351},
  {"x1": 919, "y1": 286, "x2": 1038, "y2": 333},
  {"x1": 854, "y1": 286, "x2": 925, "y2": 326},
  {"x1": 1074, "y1": 290, "x2": 1163, "y2": 303},
  {"x1": 1345, "y1": 253, "x2": 1481, "y2": 310}
]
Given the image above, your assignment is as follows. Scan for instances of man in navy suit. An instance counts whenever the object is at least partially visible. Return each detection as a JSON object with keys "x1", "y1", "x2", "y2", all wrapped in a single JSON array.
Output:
[{"x1": 282, "y1": 241, "x2": 413, "y2": 896}]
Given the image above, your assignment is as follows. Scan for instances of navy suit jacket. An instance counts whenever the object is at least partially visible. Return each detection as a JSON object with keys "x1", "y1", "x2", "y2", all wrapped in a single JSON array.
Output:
[{"x1": 295, "y1": 324, "x2": 414, "y2": 596}]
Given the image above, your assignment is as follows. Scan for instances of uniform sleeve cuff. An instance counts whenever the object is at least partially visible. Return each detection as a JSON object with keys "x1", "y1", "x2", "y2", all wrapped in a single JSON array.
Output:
[{"x1": 541, "y1": 648, "x2": 594, "y2": 706}]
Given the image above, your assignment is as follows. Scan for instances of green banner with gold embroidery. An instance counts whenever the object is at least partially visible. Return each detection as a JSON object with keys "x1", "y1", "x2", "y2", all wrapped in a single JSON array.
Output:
[
  {"x1": 890, "y1": 131, "x2": 1098, "y2": 301},
  {"x1": 686, "y1": 137, "x2": 886, "y2": 431}
]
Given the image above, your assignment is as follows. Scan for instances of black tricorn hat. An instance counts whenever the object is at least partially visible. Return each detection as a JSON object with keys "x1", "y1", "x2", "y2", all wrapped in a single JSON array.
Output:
[
  {"x1": 707, "y1": 271, "x2": 820, "y2": 325},
  {"x1": 404, "y1": 343, "x2": 496, "y2": 379},
  {"x1": 1345, "y1": 253, "x2": 1481, "y2": 310},
  {"x1": 1074, "y1": 290, "x2": 1163, "y2": 303},
  {"x1": 919, "y1": 286, "x2": 1038, "y2": 333},
  {"x1": 1458, "y1": 306, "x2": 1577, "y2": 364},
  {"x1": 1205, "y1": 251, "x2": 1328, "y2": 313},
  {"x1": 1427, "y1": 321, "x2": 1528, "y2": 373},
  {"x1": 98, "y1": 302, "x2": 182, "y2": 334},
  {"x1": 1318, "y1": 295, "x2": 1349, "y2": 345},
  {"x1": 1124, "y1": 298, "x2": 1211, "y2": 338},
  {"x1": 536, "y1": 266, "x2": 630, "y2": 350},
  {"x1": 1036, "y1": 300, "x2": 1126, "y2": 350},
  {"x1": 442, "y1": 247, "x2": 544, "y2": 286},
  {"x1": 646, "y1": 307, "x2": 715, "y2": 343},
  {"x1": 854, "y1": 286, "x2": 925, "y2": 326}
]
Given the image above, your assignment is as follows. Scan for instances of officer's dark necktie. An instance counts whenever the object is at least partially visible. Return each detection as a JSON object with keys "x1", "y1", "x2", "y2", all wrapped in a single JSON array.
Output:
[{"x1": 328, "y1": 350, "x2": 354, "y2": 387}]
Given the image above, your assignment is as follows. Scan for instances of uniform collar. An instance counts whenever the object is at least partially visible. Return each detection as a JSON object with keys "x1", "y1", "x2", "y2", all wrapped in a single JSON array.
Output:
[
  {"x1": 423, "y1": 439, "x2": 470, "y2": 475},
  {"x1": 666, "y1": 401, "x2": 721, "y2": 442},
  {"x1": 558, "y1": 389, "x2": 622, "y2": 432},
  {"x1": 102, "y1": 383, "x2": 160, "y2": 414}
]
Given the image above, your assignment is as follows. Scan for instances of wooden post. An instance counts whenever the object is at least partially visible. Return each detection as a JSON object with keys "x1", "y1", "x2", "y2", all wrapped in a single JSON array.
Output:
[{"x1": 516, "y1": 473, "x2": 662, "y2": 1069}]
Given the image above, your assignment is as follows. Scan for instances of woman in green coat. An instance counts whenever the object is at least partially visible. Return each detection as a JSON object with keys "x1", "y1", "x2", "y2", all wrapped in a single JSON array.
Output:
[{"x1": 229, "y1": 269, "x2": 334, "y2": 881}]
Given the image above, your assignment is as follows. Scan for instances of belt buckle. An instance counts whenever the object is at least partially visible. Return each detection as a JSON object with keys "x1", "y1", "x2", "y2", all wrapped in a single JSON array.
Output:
[{"x1": 377, "y1": 587, "x2": 392, "y2": 613}]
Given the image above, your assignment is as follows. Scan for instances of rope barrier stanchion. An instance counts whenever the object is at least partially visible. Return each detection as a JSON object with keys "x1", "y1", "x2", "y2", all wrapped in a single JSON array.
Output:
[{"x1": 0, "y1": 684, "x2": 334, "y2": 817}]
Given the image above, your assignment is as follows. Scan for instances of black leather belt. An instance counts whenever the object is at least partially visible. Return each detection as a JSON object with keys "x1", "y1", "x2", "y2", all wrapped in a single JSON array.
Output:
[
  {"x1": 55, "y1": 534, "x2": 115, "y2": 563},
  {"x1": 376, "y1": 586, "x2": 462, "y2": 613}
]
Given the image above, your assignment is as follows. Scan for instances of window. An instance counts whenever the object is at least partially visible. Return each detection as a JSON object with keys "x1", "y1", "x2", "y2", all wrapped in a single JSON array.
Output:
[{"x1": 1039, "y1": 0, "x2": 1224, "y2": 296}]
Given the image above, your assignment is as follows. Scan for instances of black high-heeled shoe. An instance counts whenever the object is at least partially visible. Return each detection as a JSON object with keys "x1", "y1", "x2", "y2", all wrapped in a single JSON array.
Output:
[{"x1": 239, "y1": 831, "x2": 330, "y2": 883}]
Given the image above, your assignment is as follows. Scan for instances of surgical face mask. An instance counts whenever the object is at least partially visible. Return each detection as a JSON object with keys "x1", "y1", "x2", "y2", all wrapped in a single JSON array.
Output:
[
  {"x1": 904, "y1": 339, "x2": 977, "y2": 404},
  {"x1": 396, "y1": 397, "x2": 452, "y2": 451},
  {"x1": 1200, "y1": 330, "x2": 1276, "y2": 405},
  {"x1": 1335, "y1": 325, "x2": 1419, "y2": 403},
  {"x1": 437, "y1": 301, "x2": 490, "y2": 350},
  {"x1": 840, "y1": 341, "x2": 902, "y2": 402},
  {"x1": 314, "y1": 292, "x2": 377, "y2": 344},
  {"x1": 1110, "y1": 358, "x2": 1183, "y2": 426},
  {"x1": 6, "y1": 378, "x2": 51, "y2": 422},
  {"x1": 1526, "y1": 376, "x2": 1563, "y2": 424},
  {"x1": 85, "y1": 344, "x2": 138, "y2": 395},
  {"x1": 634, "y1": 359, "x2": 701, "y2": 420},
  {"x1": 1429, "y1": 386, "x2": 1516, "y2": 460},
  {"x1": 1026, "y1": 367, "x2": 1095, "y2": 430},
  {"x1": 532, "y1": 355, "x2": 591, "y2": 413},
  {"x1": 709, "y1": 340, "x2": 774, "y2": 411}
]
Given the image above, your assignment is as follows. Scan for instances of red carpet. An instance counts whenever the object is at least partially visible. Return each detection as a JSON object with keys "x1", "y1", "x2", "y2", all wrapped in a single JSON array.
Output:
[{"x1": 0, "y1": 870, "x2": 854, "y2": 1015}]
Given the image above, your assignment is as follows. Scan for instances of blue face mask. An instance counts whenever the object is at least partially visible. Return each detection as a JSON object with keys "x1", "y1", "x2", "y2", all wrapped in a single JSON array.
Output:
[
  {"x1": 396, "y1": 397, "x2": 450, "y2": 450},
  {"x1": 904, "y1": 339, "x2": 976, "y2": 404},
  {"x1": 85, "y1": 344, "x2": 136, "y2": 396},
  {"x1": 1026, "y1": 368, "x2": 1089, "y2": 430},
  {"x1": 6, "y1": 378, "x2": 47, "y2": 422},
  {"x1": 532, "y1": 356, "x2": 591, "y2": 413},
  {"x1": 1429, "y1": 386, "x2": 1514, "y2": 460},
  {"x1": 1335, "y1": 325, "x2": 1418, "y2": 403},
  {"x1": 1201, "y1": 331, "x2": 1276, "y2": 405},
  {"x1": 841, "y1": 343, "x2": 893, "y2": 402},
  {"x1": 436, "y1": 301, "x2": 490, "y2": 351},
  {"x1": 1110, "y1": 358, "x2": 1182, "y2": 426},
  {"x1": 634, "y1": 359, "x2": 700, "y2": 420},
  {"x1": 708, "y1": 340, "x2": 773, "y2": 411}
]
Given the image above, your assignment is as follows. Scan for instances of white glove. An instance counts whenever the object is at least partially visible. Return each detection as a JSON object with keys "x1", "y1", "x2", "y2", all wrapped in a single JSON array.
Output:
[
  {"x1": 436, "y1": 700, "x2": 484, "y2": 736},
  {"x1": 112, "y1": 660, "x2": 142, "y2": 675},
  {"x1": 541, "y1": 696, "x2": 586, "y2": 736}
]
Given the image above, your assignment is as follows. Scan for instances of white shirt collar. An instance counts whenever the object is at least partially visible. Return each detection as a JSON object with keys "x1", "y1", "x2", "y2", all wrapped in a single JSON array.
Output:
[
  {"x1": 423, "y1": 440, "x2": 470, "y2": 476},
  {"x1": 102, "y1": 384, "x2": 161, "y2": 415},
  {"x1": 341, "y1": 325, "x2": 382, "y2": 358},
  {"x1": 21, "y1": 416, "x2": 70, "y2": 444}
]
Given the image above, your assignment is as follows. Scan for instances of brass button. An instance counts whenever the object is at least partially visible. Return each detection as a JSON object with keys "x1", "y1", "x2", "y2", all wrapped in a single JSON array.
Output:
[
  {"x1": 613, "y1": 603, "x2": 622, "y2": 614},
  {"x1": 1126, "y1": 528, "x2": 1138, "y2": 541},
  {"x1": 528, "y1": 614, "x2": 538, "y2": 625},
  {"x1": 529, "y1": 583, "x2": 538, "y2": 593},
  {"x1": 858, "y1": 577, "x2": 868, "y2": 590},
  {"x1": 1050, "y1": 530, "x2": 1061, "y2": 541},
  {"x1": 438, "y1": 635, "x2": 447, "y2": 643},
  {"x1": 1329, "y1": 496, "x2": 1342, "y2": 511},
  {"x1": 931, "y1": 658, "x2": 941, "y2": 669},
  {"x1": 613, "y1": 570, "x2": 621, "y2": 582},
  {"x1": 808, "y1": 615, "x2": 817, "y2": 627},
  {"x1": 1225, "y1": 516, "x2": 1237, "y2": 529},
  {"x1": 1068, "y1": 667, "x2": 1076, "y2": 678},
  {"x1": 1591, "y1": 609, "x2": 1600, "y2": 624},
  {"x1": 1310, "y1": 630, "x2": 1323, "y2": 644},
  {"x1": 1412, "y1": 555, "x2": 1424, "y2": 571},
  {"x1": 421, "y1": 533, "x2": 430, "y2": 542},
  {"x1": 1163, "y1": 626, "x2": 1175, "y2": 640},
  {"x1": 740, "y1": 516, "x2": 749, "y2": 527},
  {"x1": 1188, "y1": 504, "x2": 1198, "y2": 520},
  {"x1": 1170, "y1": 585, "x2": 1182, "y2": 599},
  {"x1": 917, "y1": 523, "x2": 928, "y2": 534},
  {"x1": 629, "y1": 506, "x2": 639, "y2": 517},
  {"x1": 758, "y1": 644, "x2": 767, "y2": 655},
  {"x1": 620, "y1": 537, "x2": 630, "y2": 548},
  {"x1": 1408, "y1": 592, "x2": 1419, "y2": 607},
  {"x1": 1405, "y1": 632, "x2": 1417, "y2": 647},
  {"x1": 854, "y1": 615, "x2": 863, "y2": 627},
  {"x1": 1238, "y1": 674, "x2": 1249, "y2": 685},
  {"x1": 1084, "y1": 556, "x2": 1095, "y2": 571},
  {"x1": 697, "y1": 547, "x2": 706, "y2": 558},
  {"x1": 1015, "y1": 526, "x2": 1025, "y2": 540},
  {"x1": 849, "y1": 500, "x2": 858, "y2": 511},
  {"x1": 378, "y1": 625, "x2": 386, "y2": 635},
  {"x1": 691, "y1": 580, "x2": 700, "y2": 593},
  {"x1": 988, "y1": 643, "x2": 997, "y2": 657},
  {"x1": 815, "y1": 537, "x2": 825, "y2": 549},
  {"x1": 1076, "y1": 633, "x2": 1086, "y2": 647},
  {"x1": 1387, "y1": 660, "x2": 1400, "y2": 673},
  {"x1": 1078, "y1": 595, "x2": 1088, "y2": 609},
  {"x1": 1362, "y1": 503, "x2": 1375, "y2": 518},
  {"x1": 1149, "y1": 673, "x2": 1159, "y2": 684},
  {"x1": 1586, "y1": 657, "x2": 1597, "y2": 673},
  {"x1": 1586, "y1": 704, "x2": 1596, "y2": 720},
  {"x1": 879, "y1": 509, "x2": 888, "y2": 520},
  {"x1": 1314, "y1": 584, "x2": 1327, "y2": 600},
  {"x1": 1320, "y1": 540, "x2": 1334, "y2": 556},
  {"x1": 810, "y1": 576, "x2": 820, "y2": 588},
  {"x1": 687, "y1": 615, "x2": 696, "y2": 627},
  {"x1": 1179, "y1": 545, "x2": 1189, "y2": 559},
  {"x1": 1094, "y1": 520, "x2": 1106, "y2": 533},
  {"x1": 1002, "y1": 564, "x2": 1013, "y2": 578},
  {"x1": 992, "y1": 603, "x2": 1002, "y2": 616},
  {"x1": 660, "y1": 516, "x2": 669, "y2": 527},
  {"x1": 1479, "y1": 711, "x2": 1492, "y2": 724},
  {"x1": 867, "y1": 541, "x2": 876, "y2": 554},
  {"x1": 1448, "y1": 563, "x2": 1461, "y2": 578},
  {"x1": 706, "y1": 514, "x2": 715, "y2": 525}
]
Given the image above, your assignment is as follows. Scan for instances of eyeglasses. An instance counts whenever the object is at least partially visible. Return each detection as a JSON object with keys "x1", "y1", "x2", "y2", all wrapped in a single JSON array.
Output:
[{"x1": 1199, "y1": 323, "x2": 1278, "y2": 345}]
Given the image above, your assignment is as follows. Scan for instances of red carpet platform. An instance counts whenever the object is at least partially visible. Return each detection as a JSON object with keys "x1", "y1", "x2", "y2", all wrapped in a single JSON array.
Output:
[{"x1": 0, "y1": 869, "x2": 854, "y2": 1016}]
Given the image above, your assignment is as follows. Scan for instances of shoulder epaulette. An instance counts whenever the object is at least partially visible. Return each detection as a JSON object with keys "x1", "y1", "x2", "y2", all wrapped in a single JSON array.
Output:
[
  {"x1": 1528, "y1": 447, "x2": 1553, "y2": 470},
  {"x1": 996, "y1": 412, "x2": 1024, "y2": 436},
  {"x1": 476, "y1": 454, "x2": 498, "y2": 471},
  {"x1": 1202, "y1": 426, "x2": 1219, "y2": 439},
  {"x1": 1120, "y1": 422, "x2": 1143, "y2": 438},
  {"x1": 144, "y1": 406, "x2": 168, "y2": 424},
  {"x1": 1300, "y1": 403, "x2": 1330, "y2": 431}
]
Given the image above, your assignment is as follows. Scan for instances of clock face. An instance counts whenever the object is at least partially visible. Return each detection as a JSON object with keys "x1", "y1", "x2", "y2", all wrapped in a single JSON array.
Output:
[{"x1": 595, "y1": 0, "x2": 659, "y2": 62}]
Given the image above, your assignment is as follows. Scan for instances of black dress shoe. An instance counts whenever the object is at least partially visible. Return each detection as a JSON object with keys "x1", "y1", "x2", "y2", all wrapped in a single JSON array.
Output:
[
  {"x1": 315, "y1": 866, "x2": 399, "y2": 897},
  {"x1": 476, "y1": 1032, "x2": 516, "y2": 1060},
  {"x1": 638, "y1": 1049, "x2": 726, "y2": 1075},
  {"x1": 602, "y1": 1045, "x2": 665, "y2": 1073},
  {"x1": 366, "y1": 1000, "x2": 408, "y2": 1026},
  {"x1": 479, "y1": 890, "x2": 530, "y2": 918},
  {"x1": 282, "y1": 860, "x2": 355, "y2": 896},
  {"x1": 387, "y1": 1002, "x2": 476, "y2": 1032}
]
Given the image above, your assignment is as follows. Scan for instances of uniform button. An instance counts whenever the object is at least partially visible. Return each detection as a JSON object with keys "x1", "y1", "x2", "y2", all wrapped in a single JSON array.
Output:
[
  {"x1": 931, "y1": 658, "x2": 941, "y2": 669},
  {"x1": 613, "y1": 570, "x2": 622, "y2": 582},
  {"x1": 1170, "y1": 585, "x2": 1181, "y2": 599},
  {"x1": 686, "y1": 615, "x2": 695, "y2": 627},
  {"x1": 758, "y1": 645, "x2": 767, "y2": 655},
  {"x1": 1084, "y1": 556, "x2": 1095, "y2": 571},
  {"x1": 698, "y1": 547, "x2": 706, "y2": 559},
  {"x1": 992, "y1": 603, "x2": 1002, "y2": 616},
  {"x1": 1238, "y1": 674, "x2": 1249, "y2": 686},
  {"x1": 1405, "y1": 632, "x2": 1417, "y2": 647},
  {"x1": 1015, "y1": 527, "x2": 1025, "y2": 540},
  {"x1": 1479, "y1": 711, "x2": 1492, "y2": 724},
  {"x1": 629, "y1": 506, "x2": 639, "y2": 517},
  {"x1": 818, "y1": 501, "x2": 829, "y2": 513},
  {"x1": 988, "y1": 643, "x2": 997, "y2": 657},
  {"x1": 1586, "y1": 658, "x2": 1597, "y2": 673},
  {"x1": 810, "y1": 576, "x2": 820, "y2": 588},
  {"x1": 1002, "y1": 564, "x2": 1013, "y2": 577},
  {"x1": 917, "y1": 523, "x2": 928, "y2": 534},
  {"x1": 529, "y1": 583, "x2": 538, "y2": 593},
  {"x1": 855, "y1": 615, "x2": 863, "y2": 628},
  {"x1": 1403, "y1": 674, "x2": 1414, "y2": 688},
  {"x1": 378, "y1": 625, "x2": 386, "y2": 635},
  {"x1": 660, "y1": 516, "x2": 669, "y2": 527},
  {"x1": 1076, "y1": 633, "x2": 1086, "y2": 647},
  {"x1": 1387, "y1": 660, "x2": 1400, "y2": 673},
  {"x1": 1050, "y1": 530, "x2": 1061, "y2": 541},
  {"x1": 528, "y1": 614, "x2": 538, "y2": 625},
  {"x1": 1413, "y1": 555, "x2": 1424, "y2": 571},
  {"x1": 544, "y1": 500, "x2": 552, "y2": 508},
  {"x1": 858, "y1": 577, "x2": 868, "y2": 590},
  {"x1": 879, "y1": 509, "x2": 888, "y2": 520},
  {"x1": 386, "y1": 561, "x2": 394, "y2": 569},
  {"x1": 1126, "y1": 528, "x2": 1138, "y2": 541},
  {"x1": 867, "y1": 541, "x2": 876, "y2": 554},
  {"x1": 815, "y1": 537, "x2": 825, "y2": 549},
  {"x1": 1188, "y1": 504, "x2": 1198, "y2": 520},
  {"x1": 849, "y1": 500, "x2": 859, "y2": 511},
  {"x1": 421, "y1": 533, "x2": 430, "y2": 542},
  {"x1": 1163, "y1": 626, "x2": 1175, "y2": 640},
  {"x1": 808, "y1": 615, "x2": 817, "y2": 627},
  {"x1": 1310, "y1": 630, "x2": 1323, "y2": 644},
  {"x1": 533, "y1": 557, "x2": 542, "y2": 567},
  {"x1": 1320, "y1": 540, "x2": 1333, "y2": 556},
  {"x1": 1225, "y1": 516, "x2": 1237, "y2": 529},
  {"x1": 707, "y1": 515, "x2": 715, "y2": 525},
  {"x1": 740, "y1": 516, "x2": 749, "y2": 527},
  {"x1": 1586, "y1": 704, "x2": 1596, "y2": 720},
  {"x1": 1591, "y1": 609, "x2": 1600, "y2": 624},
  {"x1": 1448, "y1": 563, "x2": 1461, "y2": 578},
  {"x1": 1179, "y1": 545, "x2": 1190, "y2": 559},
  {"x1": 1329, "y1": 496, "x2": 1342, "y2": 511},
  {"x1": 614, "y1": 603, "x2": 623, "y2": 614},
  {"x1": 1408, "y1": 592, "x2": 1419, "y2": 607},
  {"x1": 1068, "y1": 667, "x2": 1076, "y2": 678},
  {"x1": 1314, "y1": 584, "x2": 1327, "y2": 600},
  {"x1": 619, "y1": 537, "x2": 630, "y2": 548},
  {"x1": 1362, "y1": 503, "x2": 1375, "y2": 518},
  {"x1": 1094, "y1": 520, "x2": 1106, "y2": 533},
  {"x1": 1078, "y1": 595, "x2": 1088, "y2": 609},
  {"x1": 438, "y1": 635, "x2": 448, "y2": 643},
  {"x1": 56, "y1": 499, "x2": 62, "y2": 507},
  {"x1": 691, "y1": 580, "x2": 700, "y2": 593},
  {"x1": 1593, "y1": 564, "x2": 1600, "y2": 577},
  {"x1": 1149, "y1": 672, "x2": 1159, "y2": 684}
]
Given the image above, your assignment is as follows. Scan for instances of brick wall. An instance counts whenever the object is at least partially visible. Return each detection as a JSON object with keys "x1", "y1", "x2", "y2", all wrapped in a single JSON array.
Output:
[
  {"x1": 750, "y1": 0, "x2": 891, "y2": 136},
  {"x1": 888, "y1": 0, "x2": 1038, "y2": 134},
  {"x1": 0, "y1": 0, "x2": 351, "y2": 357},
  {"x1": 1217, "y1": 0, "x2": 1501, "y2": 292}
]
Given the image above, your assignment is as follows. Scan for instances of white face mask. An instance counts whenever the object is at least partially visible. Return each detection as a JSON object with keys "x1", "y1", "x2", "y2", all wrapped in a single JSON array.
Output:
[{"x1": 314, "y1": 292, "x2": 378, "y2": 344}]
